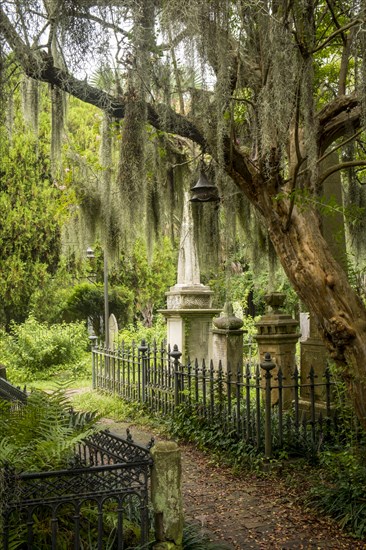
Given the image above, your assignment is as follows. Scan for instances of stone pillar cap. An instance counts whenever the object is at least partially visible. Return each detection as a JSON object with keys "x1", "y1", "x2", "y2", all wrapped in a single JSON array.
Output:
[{"x1": 213, "y1": 302, "x2": 244, "y2": 331}]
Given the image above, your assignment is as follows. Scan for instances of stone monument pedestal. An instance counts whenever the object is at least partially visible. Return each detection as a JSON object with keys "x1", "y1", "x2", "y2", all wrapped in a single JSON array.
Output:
[
  {"x1": 162, "y1": 284, "x2": 220, "y2": 363},
  {"x1": 255, "y1": 292, "x2": 300, "y2": 408}
]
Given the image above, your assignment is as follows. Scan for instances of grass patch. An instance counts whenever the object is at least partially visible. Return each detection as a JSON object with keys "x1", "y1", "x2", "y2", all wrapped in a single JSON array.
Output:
[
  {"x1": 27, "y1": 376, "x2": 92, "y2": 392},
  {"x1": 21, "y1": 376, "x2": 158, "y2": 430},
  {"x1": 69, "y1": 388, "x2": 151, "y2": 424}
]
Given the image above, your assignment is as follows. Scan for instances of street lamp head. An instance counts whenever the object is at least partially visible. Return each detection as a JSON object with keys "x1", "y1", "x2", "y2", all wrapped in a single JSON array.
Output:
[
  {"x1": 86, "y1": 247, "x2": 95, "y2": 259},
  {"x1": 190, "y1": 171, "x2": 220, "y2": 203}
]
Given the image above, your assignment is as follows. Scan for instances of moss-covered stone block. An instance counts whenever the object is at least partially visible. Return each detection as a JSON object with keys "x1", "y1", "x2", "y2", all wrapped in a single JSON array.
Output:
[{"x1": 151, "y1": 441, "x2": 183, "y2": 549}]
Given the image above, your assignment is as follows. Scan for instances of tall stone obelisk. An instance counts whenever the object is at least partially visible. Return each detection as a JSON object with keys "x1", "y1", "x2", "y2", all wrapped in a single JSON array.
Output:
[{"x1": 160, "y1": 195, "x2": 221, "y2": 363}]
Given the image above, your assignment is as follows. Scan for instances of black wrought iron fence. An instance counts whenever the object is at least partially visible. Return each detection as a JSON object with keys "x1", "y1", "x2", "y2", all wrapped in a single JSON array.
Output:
[
  {"x1": 91, "y1": 340, "x2": 352, "y2": 458},
  {"x1": 0, "y1": 376, "x2": 27, "y2": 404},
  {"x1": 1, "y1": 430, "x2": 153, "y2": 550}
]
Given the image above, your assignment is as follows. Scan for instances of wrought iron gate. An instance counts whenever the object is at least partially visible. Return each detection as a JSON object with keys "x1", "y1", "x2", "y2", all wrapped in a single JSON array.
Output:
[{"x1": 1, "y1": 430, "x2": 153, "y2": 550}]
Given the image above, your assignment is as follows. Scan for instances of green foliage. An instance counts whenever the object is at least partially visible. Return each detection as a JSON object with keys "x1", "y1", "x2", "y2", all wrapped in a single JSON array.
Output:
[
  {"x1": 208, "y1": 267, "x2": 253, "y2": 312},
  {"x1": 306, "y1": 448, "x2": 366, "y2": 539},
  {"x1": 20, "y1": 234, "x2": 173, "y2": 338},
  {"x1": 0, "y1": 388, "x2": 100, "y2": 472},
  {"x1": 29, "y1": 262, "x2": 77, "y2": 324},
  {"x1": 0, "y1": 317, "x2": 90, "y2": 383},
  {"x1": 0, "y1": 389, "x2": 145, "y2": 550},
  {"x1": 30, "y1": 282, "x2": 71, "y2": 324},
  {"x1": 62, "y1": 281, "x2": 134, "y2": 336},
  {"x1": 0, "y1": 125, "x2": 70, "y2": 326},
  {"x1": 166, "y1": 396, "x2": 342, "y2": 470},
  {"x1": 70, "y1": 389, "x2": 146, "y2": 424},
  {"x1": 29, "y1": 252, "x2": 135, "y2": 334},
  {"x1": 275, "y1": 188, "x2": 365, "y2": 223},
  {"x1": 167, "y1": 402, "x2": 261, "y2": 471},
  {"x1": 110, "y1": 237, "x2": 177, "y2": 327},
  {"x1": 65, "y1": 98, "x2": 102, "y2": 166},
  {"x1": 117, "y1": 314, "x2": 167, "y2": 348},
  {"x1": 284, "y1": 366, "x2": 366, "y2": 539},
  {"x1": 208, "y1": 260, "x2": 299, "y2": 320},
  {"x1": 5, "y1": 498, "x2": 147, "y2": 549}
]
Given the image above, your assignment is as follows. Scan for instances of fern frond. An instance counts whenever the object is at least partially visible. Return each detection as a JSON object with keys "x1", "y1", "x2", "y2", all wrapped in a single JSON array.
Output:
[
  {"x1": 0, "y1": 388, "x2": 100, "y2": 473},
  {"x1": 0, "y1": 436, "x2": 17, "y2": 466}
]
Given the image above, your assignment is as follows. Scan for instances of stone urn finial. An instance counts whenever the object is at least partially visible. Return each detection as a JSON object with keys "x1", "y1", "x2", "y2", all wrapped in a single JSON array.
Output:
[
  {"x1": 264, "y1": 292, "x2": 286, "y2": 314},
  {"x1": 213, "y1": 301, "x2": 244, "y2": 331}
]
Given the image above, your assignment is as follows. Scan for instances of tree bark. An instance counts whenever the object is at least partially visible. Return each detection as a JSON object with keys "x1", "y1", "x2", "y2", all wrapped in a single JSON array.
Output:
[
  {"x1": 266, "y1": 205, "x2": 366, "y2": 425},
  {"x1": 228, "y1": 155, "x2": 366, "y2": 426}
]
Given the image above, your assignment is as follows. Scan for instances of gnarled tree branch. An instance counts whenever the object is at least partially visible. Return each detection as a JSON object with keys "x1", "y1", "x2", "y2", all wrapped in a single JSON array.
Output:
[
  {"x1": 317, "y1": 94, "x2": 361, "y2": 153},
  {"x1": 317, "y1": 160, "x2": 366, "y2": 187}
]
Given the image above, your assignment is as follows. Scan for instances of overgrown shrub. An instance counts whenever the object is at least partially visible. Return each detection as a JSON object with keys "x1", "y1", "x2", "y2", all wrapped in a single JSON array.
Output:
[
  {"x1": 0, "y1": 316, "x2": 90, "y2": 383},
  {"x1": 0, "y1": 389, "x2": 107, "y2": 549},
  {"x1": 0, "y1": 390, "x2": 155, "y2": 549}
]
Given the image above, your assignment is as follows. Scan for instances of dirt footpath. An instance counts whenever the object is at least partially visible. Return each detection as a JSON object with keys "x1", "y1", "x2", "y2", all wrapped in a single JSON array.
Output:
[{"x1": 102, "y1": 419, "x2": 365, "y2": 550}]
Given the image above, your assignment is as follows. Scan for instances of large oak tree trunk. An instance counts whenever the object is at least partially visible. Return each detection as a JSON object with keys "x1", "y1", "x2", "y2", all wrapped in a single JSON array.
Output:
[
  {"x1": 271, "y1": 207, "x2": 366, "y2": 425},
  {"x1": 243, "y1": 175, "x2": 366, "y2": 426}
]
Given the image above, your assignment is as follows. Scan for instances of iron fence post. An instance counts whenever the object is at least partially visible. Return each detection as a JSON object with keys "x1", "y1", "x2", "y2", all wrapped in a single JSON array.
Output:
[
  {"x1": 325, "y1": 363, "x2": 332, "y2": 418},
  {"x1": 169, "y1": 345, "x2": 182, "y2": 408},
  {"x1": 255, "y1": 365, "x2": 261, "y2": 448},
  {"x1": 89, "y1": 335, "x2": 98, "y2": 390},
  {"x1": 277, "y1": 367, "x2": 284, "y2": 449},
  {"x1": 293, "y1": 365, "x2": 300, "y2": 433},
  {"x1": 245, "y1": 363, "x2": 251, "y2": 441},
  {"x1": 202, "y1": 359, "x2": 207, "y2": 417},
  {"x1": 139, "y1": 340, "x2": 148, "y2": 404},
  {"x1": 227, "y1": 369, "x2": 232, "y2": 420},
  {"x1": 261, "y1": 352, "x2": 276, "y2": 460},
  {"x1": 309, "y1": 366, "x2": 316, "y2": 444}
]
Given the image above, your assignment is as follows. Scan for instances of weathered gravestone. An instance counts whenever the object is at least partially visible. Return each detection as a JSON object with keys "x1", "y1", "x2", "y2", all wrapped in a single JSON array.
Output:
[{"x1": 108, "y1": 313, "x2": 119, "y2": 350}]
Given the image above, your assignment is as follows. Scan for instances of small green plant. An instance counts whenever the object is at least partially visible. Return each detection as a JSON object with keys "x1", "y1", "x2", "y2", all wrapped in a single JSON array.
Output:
[{"x1": 70, "y1": 388, "x2": 147, "y2": 423}]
